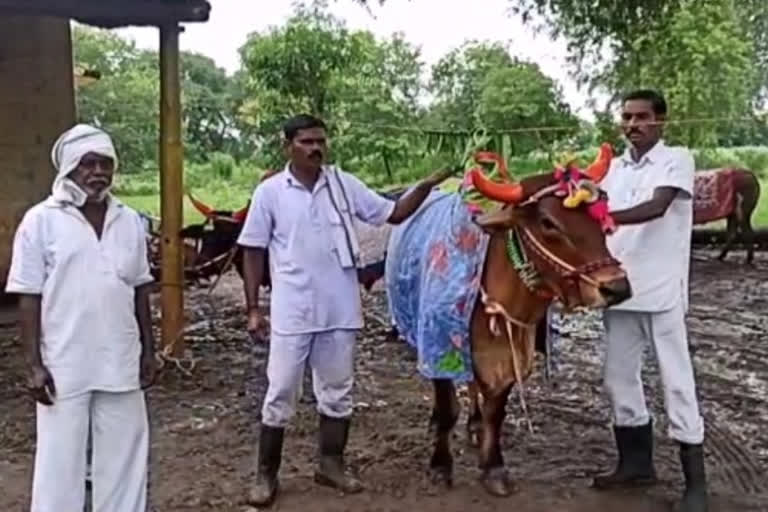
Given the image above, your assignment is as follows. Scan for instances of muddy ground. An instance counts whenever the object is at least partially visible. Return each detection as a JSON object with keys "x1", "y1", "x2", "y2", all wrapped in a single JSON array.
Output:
[{"x1": 1, "y1": 223, "x2": 767, "y2": 511}]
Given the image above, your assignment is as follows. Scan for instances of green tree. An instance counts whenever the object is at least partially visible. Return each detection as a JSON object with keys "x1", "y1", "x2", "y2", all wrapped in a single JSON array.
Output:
[
  {"x1": 509, "y1": 0, "x2": 766, "y2": 146},
  {"x1": 237, "y1": 1, "x2": 424, "y2": 175},
  {"x1": 73, "y1": 26, "x2": 159, "y2": 171},
  {"x1": 73, "y1": 26, "x2": 244, "y2": 171},
  {"x1": 427, "y1": 41, "x2": 579, "y2": 156}
]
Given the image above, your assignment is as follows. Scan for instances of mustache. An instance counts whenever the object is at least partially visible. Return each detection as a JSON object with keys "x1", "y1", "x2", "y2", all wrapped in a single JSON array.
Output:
[{"x1": 309, "y1": 150, "x2": 322, "y2": 158}]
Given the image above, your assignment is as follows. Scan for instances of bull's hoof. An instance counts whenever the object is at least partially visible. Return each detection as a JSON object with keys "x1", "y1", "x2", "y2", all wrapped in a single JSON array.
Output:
[
  {"x1": 428, "y1": 463, "x2": 453, "y2": 488},
  {"x1": 429, "y1": 452, "x2": 453, "y2": 488},
  {"x1": 480, "y1": 467, "x2": 517, "y2": 497}
]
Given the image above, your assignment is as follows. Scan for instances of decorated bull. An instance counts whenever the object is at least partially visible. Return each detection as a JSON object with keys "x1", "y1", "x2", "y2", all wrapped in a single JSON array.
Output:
[
  {"x1": 184, "y1": 194, "x2": 256, "y2": 283},
  {"x1": 383, "y1": 144, "x2": 631, "y2": 496},
  {"x1": 691, "y1": 167, "x2": 760, "y2": 263}
]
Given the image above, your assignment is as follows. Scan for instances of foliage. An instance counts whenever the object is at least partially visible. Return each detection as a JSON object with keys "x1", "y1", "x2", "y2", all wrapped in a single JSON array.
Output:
[
  {"x1": 71, "y1": 1, "x2": 768, "y2": 187},
  {"x1": 425, "y1": 41, "x2": 581, "y2": 161},
  {"x1": 73, "y1": 25, "x2": 247, "y2": 172},
  {"x1": 237, "y1": 1, "x2": 425, "y2": 174},
  {"x1": 115, "y1": 145, "x2": 768, "y2": 228},
  {"x1": 509, "y1": 0, "x2": 768, "y2": 147}
]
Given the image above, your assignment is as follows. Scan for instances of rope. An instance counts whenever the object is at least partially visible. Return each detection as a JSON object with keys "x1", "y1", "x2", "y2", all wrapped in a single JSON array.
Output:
[
  {"x1": 333, "y1": 114, "x2": 768, "y2": 135},
  {"x1": 478, "y1": 286, "x2": 536, "y2": 434}
]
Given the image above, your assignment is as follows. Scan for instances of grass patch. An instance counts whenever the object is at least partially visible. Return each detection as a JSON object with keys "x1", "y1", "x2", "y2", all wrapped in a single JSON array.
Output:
[{"x1": 115, "y1": 146, "x2": 768, "y2": 227}]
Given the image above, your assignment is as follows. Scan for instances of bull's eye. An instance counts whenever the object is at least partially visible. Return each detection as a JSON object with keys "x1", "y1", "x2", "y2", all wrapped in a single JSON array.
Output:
[{"x1": 540, "y1": 217, "x2": 559, "y2": 232}]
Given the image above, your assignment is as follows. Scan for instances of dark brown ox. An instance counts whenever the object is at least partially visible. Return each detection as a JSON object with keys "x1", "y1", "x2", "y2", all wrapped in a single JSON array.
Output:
[
  {"x1": 384, "y1": 147, "x2": 632, "y2": 496},
  {"x1": 691, "y1": 167, "x2": 761, "y2": 263}
]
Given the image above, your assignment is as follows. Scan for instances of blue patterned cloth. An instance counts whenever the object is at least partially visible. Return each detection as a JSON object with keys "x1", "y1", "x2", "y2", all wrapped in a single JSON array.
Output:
[{"x1": 384, "y1": 190, "x2": 489, "y2": 382}]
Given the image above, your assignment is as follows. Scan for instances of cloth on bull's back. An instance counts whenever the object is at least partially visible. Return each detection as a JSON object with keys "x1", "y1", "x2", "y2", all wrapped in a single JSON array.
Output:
[
  {"x1": 693, "y1": 169, "x2": 735, "y2": 224},
  {"x1": 385, "y1": 189, "x2": 489, "y2": 382}
]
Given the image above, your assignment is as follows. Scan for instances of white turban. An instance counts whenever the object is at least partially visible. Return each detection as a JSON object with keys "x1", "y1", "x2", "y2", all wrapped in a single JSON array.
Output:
[{"x1": 50, "y1": 124, "x2": 119, "y2": 206}]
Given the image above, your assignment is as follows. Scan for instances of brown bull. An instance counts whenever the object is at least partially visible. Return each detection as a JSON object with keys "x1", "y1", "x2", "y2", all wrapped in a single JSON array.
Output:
[
  {"x1": 691, "y1": 168, "x2": 760, "y2": 263},
  {"x1": 385, "y1": 145, "x2": 631, "y2": 496}
]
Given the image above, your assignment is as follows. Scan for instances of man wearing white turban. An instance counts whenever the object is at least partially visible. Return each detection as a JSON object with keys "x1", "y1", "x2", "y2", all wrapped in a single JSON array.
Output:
[{"x1": 5, "y1": 124, "x2": 157, "y2": 512}]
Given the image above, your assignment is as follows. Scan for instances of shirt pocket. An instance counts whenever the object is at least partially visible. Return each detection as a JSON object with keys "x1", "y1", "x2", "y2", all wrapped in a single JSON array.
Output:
[{"x1": 110, "y1": 231, "x2": 144, "y2": 287}]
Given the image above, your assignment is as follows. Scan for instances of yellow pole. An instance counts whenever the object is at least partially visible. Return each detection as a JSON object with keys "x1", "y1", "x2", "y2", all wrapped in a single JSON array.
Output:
[{"x1": 159, "y1": 23, "x2": 184, "y2": 356}]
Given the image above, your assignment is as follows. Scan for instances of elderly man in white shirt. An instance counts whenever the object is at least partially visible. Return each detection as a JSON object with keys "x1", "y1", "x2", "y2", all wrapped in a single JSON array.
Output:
[
  {"x1": 592, "y1": 90, "x2": 707, "y2": 512},
  {"x1": 5, "y1": 124, "x2": 156, "y2": 512},
  {"x1": 239, "y1": 114, "x2": 454, "y2": 507}
]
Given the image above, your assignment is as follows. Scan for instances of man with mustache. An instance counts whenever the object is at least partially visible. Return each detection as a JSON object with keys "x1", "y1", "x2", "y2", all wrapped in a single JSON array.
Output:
[
  {"x1": 592, "y1": 90, "x2": 708, "y2": 512},
  {"x1": 5, "y1": 124, "x2": 156, "y2": 511},
  {"x1": 238, "y1": 114, "x2": 455, "y2": 506}
]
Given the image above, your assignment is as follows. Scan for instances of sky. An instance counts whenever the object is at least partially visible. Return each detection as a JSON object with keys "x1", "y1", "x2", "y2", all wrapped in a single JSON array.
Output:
[{"x1": 116, "y1": 0, "x2": 604, "y2": 120}]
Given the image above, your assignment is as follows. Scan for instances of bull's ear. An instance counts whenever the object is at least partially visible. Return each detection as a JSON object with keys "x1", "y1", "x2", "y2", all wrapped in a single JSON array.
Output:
[{"x1": 473, "y1": 206, "x2": 520, "y2": 234}]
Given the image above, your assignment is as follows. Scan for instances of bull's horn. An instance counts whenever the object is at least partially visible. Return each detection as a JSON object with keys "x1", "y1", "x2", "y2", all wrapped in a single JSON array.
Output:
[
  {"x1": 468, "y1": 168, "x2": 524, "y2": 204},
  {"x1": 584, "y1": 143, "x2": 614, "y2": 183},
  {"x1": 187, "y1": 192, "x2": 214, "y2": 218},
  {"x1": 474, "y1": 151, "x2": 510, "y2": 181},
  {"x1": 232, "y1": 205, "x2": 249, "y2": 222}
]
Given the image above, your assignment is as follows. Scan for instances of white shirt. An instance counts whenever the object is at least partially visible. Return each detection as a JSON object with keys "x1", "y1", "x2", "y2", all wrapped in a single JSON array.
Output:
[
  {"x1": 237, "y1": 165, "x2": 395, "y2": 335},
  {"x1": 601, "y1": 140, "x2": 695, "y2": 313},
  {"x1": 5, "y1": 196, "x2": 154, "y2": 399}
]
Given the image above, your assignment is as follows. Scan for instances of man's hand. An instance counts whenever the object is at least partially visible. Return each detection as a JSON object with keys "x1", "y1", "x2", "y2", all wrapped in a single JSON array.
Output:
[
  {"x1": 247, "y1": 308, "x2": 266, "y2": 343},
  {"x1": 140, "y1": 351, "x2": 157, "y2": 389},
  {"x1": 423, "y1": 167, "x2": 459, "y2": 188},
  {"x1": 28, "y1": 364, "x2": 55, "y2": 405},
  {"x1": 387, "y1": 167, "x2": 460, "y2": 224}
]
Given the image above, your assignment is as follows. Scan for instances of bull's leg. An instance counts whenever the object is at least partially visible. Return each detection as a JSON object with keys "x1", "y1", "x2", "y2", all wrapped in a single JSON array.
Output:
[
  {"x1": 385, "y1": 325, "x2": 400, "y2": 343},
  {"x1": 478, "y1": 384, "x2": 516, "y2": 497},
  {"x1": 466, "y1": 381, "x2": 482, "y2": 448},
  {"x1": 429, "y1": 379, "x2": 459, "y2": 487},
  {"x1": 717, "y1": 213, "x2": 739, "y2": 261},
  {"x1": 743, "y1": 219, "x2": 756, "y2": 264}
]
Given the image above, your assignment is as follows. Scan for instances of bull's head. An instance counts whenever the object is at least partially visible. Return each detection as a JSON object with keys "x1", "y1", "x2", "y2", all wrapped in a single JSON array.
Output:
[{"x1": 469, "y1": 144, "x2": 631, "y2": 310}]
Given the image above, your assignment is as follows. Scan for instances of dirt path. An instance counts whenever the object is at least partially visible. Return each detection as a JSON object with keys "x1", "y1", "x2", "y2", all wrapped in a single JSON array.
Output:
[{"x1": 1, "y1": 224, "x2": 766, "y2": 511}]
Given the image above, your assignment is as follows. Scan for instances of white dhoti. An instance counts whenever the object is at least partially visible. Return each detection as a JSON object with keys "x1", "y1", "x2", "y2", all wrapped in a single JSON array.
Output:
[
  {"x1": 31, "y1": 390, "x2": 149, "y2": 512},
  {"x1": 261, "y1": 329, "x2": 357, "y2": 427},
  {"x1": 602, "y1": 301, "x2": 705, "y2": 444}
]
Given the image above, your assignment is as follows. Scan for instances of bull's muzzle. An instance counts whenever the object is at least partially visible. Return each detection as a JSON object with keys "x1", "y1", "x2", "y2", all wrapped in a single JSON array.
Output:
[{"x1": 597, "y1": 276, "x2": 632, "y2": 306}]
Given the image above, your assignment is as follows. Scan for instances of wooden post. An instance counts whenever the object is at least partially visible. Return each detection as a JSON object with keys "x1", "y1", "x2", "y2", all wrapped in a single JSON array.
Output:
[{"x1": 159, "y1": 23, "x2": 184, "y2": 355}]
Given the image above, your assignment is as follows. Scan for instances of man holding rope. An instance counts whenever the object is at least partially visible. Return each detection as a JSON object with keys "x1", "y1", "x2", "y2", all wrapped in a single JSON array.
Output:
[
  {"x1": 238, "y1": 113, "x2": 454, "y2": 506},
  {"x1": 593, "y1": 89, "x2": 708, "y2": 512},
  {"x1": 5, "y1": 124, "x2": 156, "y2": 511}
]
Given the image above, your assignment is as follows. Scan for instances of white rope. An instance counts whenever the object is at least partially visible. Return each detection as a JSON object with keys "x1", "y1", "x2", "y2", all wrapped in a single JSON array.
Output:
[{"x1": 479, "y1": 287, "x2": 535, "y2": 434}]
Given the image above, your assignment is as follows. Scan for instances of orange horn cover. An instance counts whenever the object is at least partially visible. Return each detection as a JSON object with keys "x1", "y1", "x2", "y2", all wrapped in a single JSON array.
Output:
[
  {"x1": 473, "y1": 151, "x2": 511, "y2": 181},
  {"x1": 187, "y1": 192, "x2": 214, "y2": 218},
  {"x1": 584, "y1": 143, "x2": 613, "y2": 183},
  {"x1": 232, "y1": 205, "x2": 249, "y2": 223},
  {"x1": 468, "y1": 150, "x2": 524, "y2": 204}
]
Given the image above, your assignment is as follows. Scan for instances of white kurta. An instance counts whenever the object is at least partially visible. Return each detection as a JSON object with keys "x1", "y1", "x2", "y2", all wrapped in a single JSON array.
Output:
[
  {"x1": 237, "y1": 165, "x2": 395, "y2": 425},
  {"x1": 599, "y1": 141, "x2": 704, "y2": 444},
  {"x1": 6, "y1": 196, "x2": 154, "y2": 398},
  {"x1": 237, "y1": 166, "x2": 395, "y2": 335},
  {"x1": 5, "y1": 195, "x2": 154, "y2": 512}
]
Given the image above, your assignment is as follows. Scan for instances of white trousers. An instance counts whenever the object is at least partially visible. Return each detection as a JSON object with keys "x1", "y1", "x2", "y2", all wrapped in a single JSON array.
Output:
[
  {"x1": 31, "y1": 390, "x2": 149, "y2": 512},
  {"x1": 261, "y1": 329, "x2": 357, "y2": 427},
  {"x1": 603, "y1": 302, "x2": 705, "y2": 444}
]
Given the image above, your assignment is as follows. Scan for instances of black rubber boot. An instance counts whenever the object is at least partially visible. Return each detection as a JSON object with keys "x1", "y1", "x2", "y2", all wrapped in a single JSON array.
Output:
[
  {"x1": 247, "y1": 424, "x2": 284, "y2": 507},
  {"x1": 592, "y1": 421, "x2": 658, "y2": 489},
  {"x1": 314, "y1": 414, "x2": 363, "y2": 493},
  {"x1": 678, "y1": 442, "x2": 708, "y2": 512}
]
